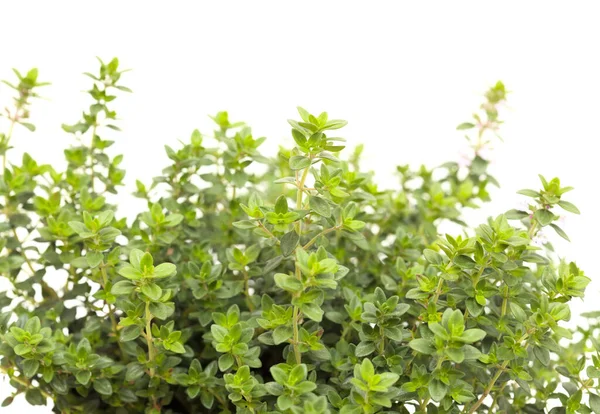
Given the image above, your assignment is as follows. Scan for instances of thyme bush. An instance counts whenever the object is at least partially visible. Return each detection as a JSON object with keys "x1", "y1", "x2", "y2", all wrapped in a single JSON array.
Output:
[{"x1": 1, "y1": 59, "x2": 598, "y2": 413}]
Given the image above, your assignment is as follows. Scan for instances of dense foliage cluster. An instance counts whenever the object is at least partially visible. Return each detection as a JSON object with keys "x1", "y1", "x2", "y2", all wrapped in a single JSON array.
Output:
[{"x1": 1, "y1": 59, "x2": 599, "y2": 413}]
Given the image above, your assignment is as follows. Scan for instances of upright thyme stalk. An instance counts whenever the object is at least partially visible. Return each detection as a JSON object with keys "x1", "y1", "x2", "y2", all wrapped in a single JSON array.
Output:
[
  {"x1": 145, "y1": 300, "x2": 156, "y2": 376},
  {"x1": 291, "y1": 156, "x2": 312, "y2": 364}
]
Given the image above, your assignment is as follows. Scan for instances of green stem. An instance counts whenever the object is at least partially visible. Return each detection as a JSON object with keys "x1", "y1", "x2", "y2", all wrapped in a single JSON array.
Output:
[
  {"x1": 294, "y1": 160, "x2": 312, "y2": 234},
  {"x1": 2, "y1": 117, "x2": 16, "y2": 172},
  {"x1": 292, "y1": 301, "x2": 302, "y2": 364},
  {"x1": 290, "y1": 160, "x2": 312, "y2": 365},
  {"x1": 378, "y1": 325, "x2": 386, "y2": 355},
  {"x1": 11, "y1": 228, "x2": 58, "y2": 300},
  {"x1": 501, "y1": 296, "x2": 508, "y2": 317},
  {"x1": 0, "y1": 365, "x2": 54, "y2": 402},
  {"x1": 431, "y1": 278, "x2": 444, "y2": 305},
  {"x1": 208, "y1": 388, "x2": 230, "y2": 412},
  {"x1": 99, "y1": 261, "x2": 126, "y2": 361},
  {"x1": 242, "y1": 268, "x2": 254, "y2": 312},
  {"x1": 89, "y1": 124, "x2": 97, "y2": 192},
  {"x1": 467, "y1": 333, "x2": 529, "y2": 413},
  {"x1": 99, "y1": 261, "x2": 118, "y2": 331},
  {"x1": 302, "y1": 225, "x2": 341, "y2": 250},
  {"x1": 528, "y1": 218, "x2": 538, "y2": 239},
  {"x1": 464, "y1": 256, "x2": 490, "y2": 319},
  {"x1": 145, "y1": 301, "x2": 156, "y2": 376},
  {"x1": 488, "y1": 381, "x2": 507, "y2": 412},
  {"x1": 257, "y1": 221, "x2": 279, "y2": 244},
  {"x1": 420, "y1": 357, "x2": 445, "y2": 411}
]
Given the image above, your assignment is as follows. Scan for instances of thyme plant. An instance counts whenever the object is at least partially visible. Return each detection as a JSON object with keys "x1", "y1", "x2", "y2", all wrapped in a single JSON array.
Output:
[{"x1": 1, "y1": 59, "x2": 598, "y2": 414}]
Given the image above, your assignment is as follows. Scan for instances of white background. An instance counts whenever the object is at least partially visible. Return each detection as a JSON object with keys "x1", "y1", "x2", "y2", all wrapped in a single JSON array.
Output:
[{"x1": 1, "y1": 1, "x2": 599, "y2": 411}]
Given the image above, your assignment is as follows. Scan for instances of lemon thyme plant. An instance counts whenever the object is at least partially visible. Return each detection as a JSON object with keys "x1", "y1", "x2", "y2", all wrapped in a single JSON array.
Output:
[{"x1": 1, "y1": 59, "x2": 598, "y2": 414}]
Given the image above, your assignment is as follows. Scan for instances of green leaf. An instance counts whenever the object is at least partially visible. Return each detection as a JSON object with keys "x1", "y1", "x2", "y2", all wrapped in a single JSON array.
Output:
[
  {"x1": 270, "y1": 365, "x2": 288, "y2": 384},
  {"x1": 309, "y1": 196, "x2": 331, "y2": 218},
  {"x1": 558, "y1": 200, "x2": 580, "y2": 214},
  {"x1": 272, "y1": 326, "x2": 293, "y2": 345},
  {"x1": 289, "y1": 155, "x2": 311, "y2": 170},
  {"x1": 274, "y1": 195, "x2": 289, "y2": 214},
  {"x1": 164, "y1": 213, "x2": 184, "y2": 227},
  {"x1": 423, "y1": 249, "x2": 442, "y2": 265},
  {"x1": 428, "y1": 323, "x2": 449, "y2": 340},
  {"x1": 153, "y1": 263, "x2": 176, "y2": 278},
  {"x1": 517, "y1": 189, "x2": 540, "y2": 198},
  {"x1": 355, "y1": 342, "x2": 376, "y2": 357},
  {"x1": 289, "y1": 364, "x2": 307, "y2": 385},
  {"x1": 120, "y1": 325, "x2": 142, "y2": 342},
  {"x1": 533, "y1": 346, "x2": 550, "y2": 366},
  {"x1": 280, "y1": 230, "x2": 299, "y2": 256},
  {"x1": 23, "y1": 359, "x2": 40, "y2": 378},
  {"x1": 75, "y1": 370, "x2": 91, "y2": 385},
  {"x1": 445, "y1": 348, "x2": 465, "y2": 363},
  {"x1": 111, "y1": 280, "x2": 135, "y2": 295},
  {"x1": 453, "y1": 255, "x2": 476, "y2": 269},
  {"x1": 25, "y1": 389, "x2": 45, "y2": 406},
  {"x1": 25, "y1": 317, "x2": 41, "y2": 334},
  {"x1": 274, "y1": 273, "x2": 303, "y2": 292},
  {"x1": 456, "y1": 122, "x2": 475, "y2": 130},
  {"x1": 590, "y1": 393, "x2": 600, "y2": 414},
  {"x1": 510, "y1": 302, "x2": 527, "y2": 321},
  {"x1": 292, "y1": 129, "x2": 307, "y2": 146},
  {"x1": 409, "y1": 338, "x2": 434, "y2": 355},
  {"x1": 125, "y1": 363, "x2": 145, "y2": 381},
  {"x1": 86, "y1": 251, "x2": 103, "y2": 268},
  {"x1": 93, "y1": 378, "x2": 113, "y2": 396},
  {"x1": 278, "y1": 395, "x2": 294, "y2": 411},
  {"x1": 218, "y1": 353, "x2": 234, "y2": 371},
  {"x1": 68, "y1": 221, "x2": 90, "y2": 235},
  {"x1": 534, "y1": 209, "x2": 554, "y2": 226},
  {"x1": 14, "y1": 344, "x2": 32, "y2": 356},
  {"x1": 447, "y1": 309, "x2": 465, "y2": 337},
  {"x1": 429, "y1": 379, "x2": 448, "y2": 402},
  {"x1": 130, "y1": 249, "x2": 144, "y2": 269},
  {"x1": 141, "y1": 283, "x2": 162, "y2": 301},
  {"x1": 140, "y1": 252, "x2": 154, "y2": 271},
  {"x1": 149, "y1": 302, "x2": 174, "y2": 320},
  {"x1": 458, "y1": 329, "x2": 486, "y2": 343},
  {"x1": 168, "y1": 342, "x2": 186, "y2": 354},
  {"x1": 359, "y1": 358, "x2": 375, "y2": 380},
  {"x1": 301, "y1": 302, "x2": 324, "y2": 322},
  {"x1": 118, "y1": 265, "x2": 143, "y2": 280},
  {"x1": 550, "y1": 223, "x2": 570, "y2": 241}
]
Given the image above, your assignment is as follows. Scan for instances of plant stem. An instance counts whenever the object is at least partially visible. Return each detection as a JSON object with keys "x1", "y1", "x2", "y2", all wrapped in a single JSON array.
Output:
[
  {"x1": 99, "y1": 261, "x2": 118, "y2": 334},
  {"x1": 292, "y1": 290, "x2": 302, "y2": 364},
  {"x1": 145, "y1": 301, "x2": 156, "y2": 376},
  {"x1": 294, "y1": 158, "x2": 312, "y2": 234},
  {"x1": 302, "y1": 225, "x2": 341, "y2": 250},
  {"x1": 528, "y1": 219, "x2": 538, "y2": 239},
  {"x1": 420, "y1": 357, "x2": 445, "y2": 411},
  {"x1": 11, "y1": 228, "x2": 58, "y2": 300},
  {"x1": 467, "y1": 333, "x2": 529, "y2": 413},
  {"x1": 2, "y1": 117, "x2": 17, "y2": 172},
  {"x1": 464, "y1": 256, "x2": 490, "y2": 319},
  {"x1": 431, "y1": 278, "x2": 444, "y2": 305},
  {"x1": 89, "y1": 124, "x2": 97, "y2": 192},
  {"x1": 0, "y1": 365, "x2": 54, "y2": 402},
  {"x1": 257, "y1": 221, "x2": 279, "y2": 244},
  {"x1": 242, "y1": 268, "x2": 254, "y2": 312},
  {"x1": 501, "y1": 295, "x2": 508, "y2": 317},
  {"x1": 290, "y1": 160, "x2": 312, "y2": 365},
  {"x1": 208, "y1": 388, "x2": 230, "y2": 412}
]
